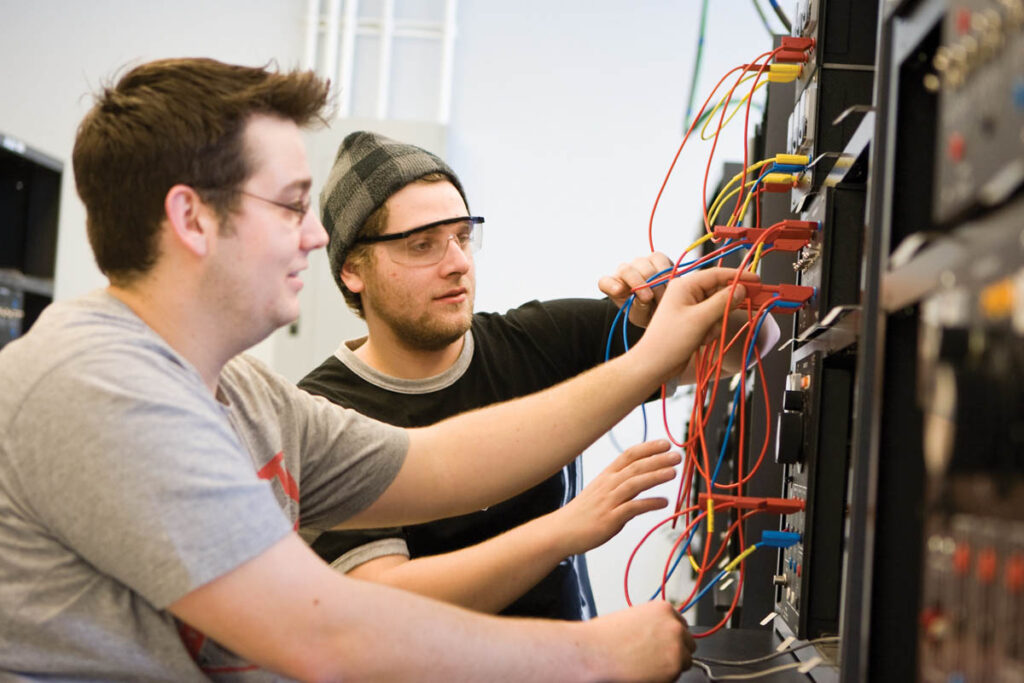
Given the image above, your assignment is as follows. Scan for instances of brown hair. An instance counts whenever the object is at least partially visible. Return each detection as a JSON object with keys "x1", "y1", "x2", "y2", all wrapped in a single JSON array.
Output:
[
  {"x1": 341, "y1": 172, "x2": 450, "y2": 317},
  {"x1": 73, "y1": 58, "x2": 330, "y2": 285}
]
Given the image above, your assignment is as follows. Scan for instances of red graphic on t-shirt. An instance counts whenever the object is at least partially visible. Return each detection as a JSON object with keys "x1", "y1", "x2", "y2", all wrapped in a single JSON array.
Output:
[
  {"x1": 257, "y1": 451, "x2": 300, "y2": 530},
  {"x1": 178, "y1": 622, "x2": 205, "y2": 659},
  {"x1": 257, "y1": 451, "x2": 300, "y2": 501},
  {"x1": 177, "y1": 622, "x2": 260, "y2": 674},
  {"x1": 175, "y1": 452, "x2": 300, "y2": 673}
]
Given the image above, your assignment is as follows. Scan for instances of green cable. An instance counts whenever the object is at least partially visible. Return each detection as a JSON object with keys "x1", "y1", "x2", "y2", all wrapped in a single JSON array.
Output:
[
  {"x1": 692, "y1": 101, "x2": 765, "y2": 134},
  {"x1": 682, "y1": 0, "x2": 711, "y2": 132},
  {"x1": 750, "y1": 0, "x2": 775, "y2": 37}
]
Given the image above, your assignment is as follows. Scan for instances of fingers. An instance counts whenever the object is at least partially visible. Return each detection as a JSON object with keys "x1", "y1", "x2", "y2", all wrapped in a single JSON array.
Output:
[
  {"x1": 608, "y1": 439, "x2": 673, "y2": 470},
  {"x1": 601, "y1": 444, "x2": 680, "y2": 496},
  {"x1": 599, "y1": 252, "x2": 675, "y2": 306},
  {"x1": 597, "y1": 274, "x2": 629, "y2": 301},
  {"x1": 609, "y1": 462, "x2": 677, "y2": 502},
  {"x1": 615, "y1": 496, "x2": 670, "y2": 519},
  {"x1": 662, "y1": 284, "x2": 745, "y2": 339},
  {"x1": 649, "y1": 601, "x2": 696, "y2": 673},
  {"x1": 666, "y1": 266, "x2": 759, "y2": 304},
  {"x1": 681, "y1": 618, "x2": 697, "y2": 656}
]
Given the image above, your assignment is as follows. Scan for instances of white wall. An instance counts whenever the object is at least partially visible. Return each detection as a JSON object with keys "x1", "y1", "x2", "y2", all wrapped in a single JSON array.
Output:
[
  {"x1": 0, "y1": 0, "x2": 308, "y2": 363},
  {"x1": 0, "y1": 0, "x2": 782, "y2": 618},
  {"x1": 448, "y1": 2, "x2": 778, "y2": 616}
]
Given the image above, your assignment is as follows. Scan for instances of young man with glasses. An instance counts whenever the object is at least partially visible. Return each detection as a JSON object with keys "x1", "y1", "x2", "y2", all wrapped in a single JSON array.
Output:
[
  {"x1": 300, "y1": 131, "x2": 777, "y2": 622},
  {"x1": 0, "y1": 59, "x2": 762, "y2": 680}
]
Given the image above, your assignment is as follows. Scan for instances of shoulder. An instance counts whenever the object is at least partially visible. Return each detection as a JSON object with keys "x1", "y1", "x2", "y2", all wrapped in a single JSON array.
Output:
[
  {"x1": 298, "y1": 352, "x2": 365, "y2": 406},
  {"x1": 2, "y1": 293, "x2": 208, "y2": 431},
  {"x1": 222, "y1": 354, "x2": 347, "y2": 431},
  {"x1": 472, "y1": 298, "x2": 618, "y2": 340}
]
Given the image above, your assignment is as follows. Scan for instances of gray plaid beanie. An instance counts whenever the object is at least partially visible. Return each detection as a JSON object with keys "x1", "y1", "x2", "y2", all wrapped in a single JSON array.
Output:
[{"x1": 320, "y1": 131, "x2": 467, "y2": 292}]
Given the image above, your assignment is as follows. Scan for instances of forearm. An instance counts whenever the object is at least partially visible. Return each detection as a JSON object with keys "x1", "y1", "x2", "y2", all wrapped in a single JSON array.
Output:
[
  {"x1": 352, "y1": 352, "x2": 665, "y2": 525},
  {"x1": 353, "y1": 513, "x2": 572, "y2": 614},
  {"x1": 352, "y1": 268, "x2": 745, "y2": 528},
  {"x1": 315, "y1": 577, "x2": 603, "y2": 681},
  {"x1": 172, "y1": 534, "x2": 611, "y2": 682}
]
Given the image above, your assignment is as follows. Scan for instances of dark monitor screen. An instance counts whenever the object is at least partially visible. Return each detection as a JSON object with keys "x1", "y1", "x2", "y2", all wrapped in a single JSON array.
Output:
[{"x1": 0, "y1": 135, "x2": 62, "y2": 279}]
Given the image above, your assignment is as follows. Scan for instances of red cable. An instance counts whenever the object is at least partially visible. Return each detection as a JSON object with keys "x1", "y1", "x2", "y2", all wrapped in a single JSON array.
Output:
[
  {"x1": 648, "y1": 64, "x2": 749, "y2": 251},
  {"x1": 693, "y1": 510, "x2": 760, "y2": 637},
  {"x1": 702, "y1": 49, "x2": 783, "y2": 234},
  {"x1": 624, "y1": 506, "x2": 703, "y2": 607},
  {"x1": 715, "y1": 301, "x2": 766, "y2": 490},
  {"x1": 729, "y1": 53, "x2": 779, "y2": 225}
]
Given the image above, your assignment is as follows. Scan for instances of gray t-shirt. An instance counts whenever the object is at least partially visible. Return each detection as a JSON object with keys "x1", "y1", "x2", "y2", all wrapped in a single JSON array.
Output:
[{"x1": 0, "y1": 291, "x2": 408, "y2": 680}]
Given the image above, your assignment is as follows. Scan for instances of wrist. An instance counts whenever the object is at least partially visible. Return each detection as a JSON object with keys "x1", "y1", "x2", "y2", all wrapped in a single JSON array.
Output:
[
  {"x1": 560, "y1": 621, "x2": 613, "y2": 683},
  {"x1": 617, "y1": 342, "x2": 673, "y2": 394},
  {"x1": 527, "y1": 508, "x2": 580, "y2": 561}
]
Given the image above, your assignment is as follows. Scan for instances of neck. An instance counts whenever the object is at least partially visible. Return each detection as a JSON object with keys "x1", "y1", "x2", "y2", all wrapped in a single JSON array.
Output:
[
  {"x1": 107, "y1": 276, "x2": 242, "y2": 395},
  {"x1": 354, "y1": 323, "x2": 466, "y2": 380}
]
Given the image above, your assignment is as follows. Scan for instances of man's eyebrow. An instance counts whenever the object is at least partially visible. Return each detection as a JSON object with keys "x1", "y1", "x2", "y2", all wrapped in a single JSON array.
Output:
[{"x1": 281, "y1": 178, "x2": 313, "y2": 194}]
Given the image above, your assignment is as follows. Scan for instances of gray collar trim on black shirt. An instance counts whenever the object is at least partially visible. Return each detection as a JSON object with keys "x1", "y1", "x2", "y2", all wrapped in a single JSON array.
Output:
[{"x1": 333, "y1": 331, "x2": 475, "y2": 394}]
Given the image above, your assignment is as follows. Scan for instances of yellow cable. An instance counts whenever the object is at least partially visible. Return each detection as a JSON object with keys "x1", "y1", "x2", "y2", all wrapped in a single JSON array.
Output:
[
  {"x1": 700, "y1": 78, "x2": 769, "y2": 141},
  {"x1": 722, "y1": 544, "x2": 759, "y2": 573},
  {"x1": 679, "y1": 232, "x2": 715, "y2": 261},
  {"x1": 750, "y1": 242, "x2": 765, "y2": 272},
  {"x1": 706, "y1": 156, "x2": 804, "y2": 232},
  {"x1": 687, "y1": 232, "x2": 714, "y2": 252},
  {"x1": 699, "y1": 74, "x2": 754, "y2": 140},
  {"x1": 707, "y1": 499, "x2": 715, "y2": 535},
  {"x1": 710, "y1": 160, "x2": 773, "y2": 213},
  {"x1": 726, "y1": 172, "x2": 796, "y2": 227},
  {"x1": 727, "y1": 182, "x2": 760, "y2": 227},
  {"x1": 774, "y1": 153, "x2": 809, "y2": 166},
  {"x1": 708, "y1": 179, "x2": 761, "y2": 228}
]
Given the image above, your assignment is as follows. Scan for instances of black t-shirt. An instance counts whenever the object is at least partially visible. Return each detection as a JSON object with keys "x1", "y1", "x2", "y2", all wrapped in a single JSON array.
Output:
[{"x1": 298, "y1": 298, "x2": 641, "y2": 620}]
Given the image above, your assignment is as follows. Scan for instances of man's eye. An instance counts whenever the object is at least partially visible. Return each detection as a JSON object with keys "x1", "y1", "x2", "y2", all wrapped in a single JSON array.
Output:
[{"x1": 408, "y1": 238, "x2": 436, "y2": 253}]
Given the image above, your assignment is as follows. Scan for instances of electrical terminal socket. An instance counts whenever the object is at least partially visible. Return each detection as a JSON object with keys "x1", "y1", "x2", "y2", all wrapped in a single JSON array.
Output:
[
  {"x1": 697, "y1": 493, "x2": 806, "y2": 515},
  {"x1": 793, "y1": 245, "x2": 821, "y2": 272},
  {"x1": 780, "y1": 36, "x2": 815, "y2": 53},
  {"x1": 738, "y1": 283, "x2": 815, "y2": 311},
  {"x1": 714, "y1": 221, "x2": 818, "y2": 252}
]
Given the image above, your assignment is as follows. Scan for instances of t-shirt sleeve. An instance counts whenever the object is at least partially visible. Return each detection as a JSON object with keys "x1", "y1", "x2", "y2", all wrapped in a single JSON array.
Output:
[
  {"x1": 310, "y1": 527, "x2": 410, "y2": 573},
  {"x1": 8, "y1": 347, "x2": 293, "y2": 609},
  {"x1": 223, "y1": 356, "x2": 409, "y2": 532}
]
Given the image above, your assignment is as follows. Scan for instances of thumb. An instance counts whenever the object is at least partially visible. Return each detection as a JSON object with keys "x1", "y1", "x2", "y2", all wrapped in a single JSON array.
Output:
[{"x1": 688, "y1": 283, "x2": 746, "y2": 331}]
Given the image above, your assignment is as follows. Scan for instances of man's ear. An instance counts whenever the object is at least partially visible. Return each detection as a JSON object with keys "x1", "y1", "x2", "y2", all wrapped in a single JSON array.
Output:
[
  {"x1": 340, "y1": 258, "x2": 366, "y2": 294},
  {"x1": 164, "y1": 184, "x2": 216, "y2": 257}
]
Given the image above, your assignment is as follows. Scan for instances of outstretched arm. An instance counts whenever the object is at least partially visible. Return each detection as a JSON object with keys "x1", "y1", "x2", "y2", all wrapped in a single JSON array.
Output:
[
  {"x1": 348, "y1": 267, "x2": 751, "y2": 528},
  {"x1": 344, "y1": 440, "x2": 678, "y2": 613},
  {"x1": 169, "y1": 533, "x2": 695, "y2": 681}
]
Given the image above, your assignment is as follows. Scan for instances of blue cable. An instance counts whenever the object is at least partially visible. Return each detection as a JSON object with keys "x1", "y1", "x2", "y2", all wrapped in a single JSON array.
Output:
[
  {"x1": 678, "y1": 542, "x2": 766, "y2": 613},
  {"x1": 648, "y1": 300, "x2": 800, "y2": 601},
  {"x1": 603, "y1": 245, "x2": 745, "y2": 449},
  {"x1": 710, "y1": 300, "x2": 800, "y2": 481},
  {"x1": 621, "y1": 296, "x2": 648, "y2": 441},
  {"x1": 766, "y1": 0, "x2": 793, "y2": 33}
]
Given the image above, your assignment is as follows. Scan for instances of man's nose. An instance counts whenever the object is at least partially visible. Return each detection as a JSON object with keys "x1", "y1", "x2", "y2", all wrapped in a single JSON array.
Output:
[
  {"x1": 302, "y1": 212, "x2": 329, "y2": 251},
  {"x1": 438, "y1": 235, "x2": 471, "y2": 272}
]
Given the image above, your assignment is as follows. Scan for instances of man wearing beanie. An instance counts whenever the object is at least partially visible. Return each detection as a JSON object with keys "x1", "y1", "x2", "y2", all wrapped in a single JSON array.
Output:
[
  {"x1": 299, "y1": 131, "x2": 762, "y2": 619},
  {"x1": 4, "y1": 56, "x2": 795, "y2": 679}
]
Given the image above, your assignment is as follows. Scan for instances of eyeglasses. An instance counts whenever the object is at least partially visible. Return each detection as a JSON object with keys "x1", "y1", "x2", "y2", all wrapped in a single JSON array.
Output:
[
  {"x1": 237, "y1": 190, "x2": 311, "y2": 221},
  {"x1": 355, "y1": 216, "x2": 485, "y2": 266}
]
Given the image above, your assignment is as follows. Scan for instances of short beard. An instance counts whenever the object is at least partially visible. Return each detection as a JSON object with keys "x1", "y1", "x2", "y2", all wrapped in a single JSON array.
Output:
[{"x1": 372, "y1": 300, "x2": 473, "y2": 351}]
